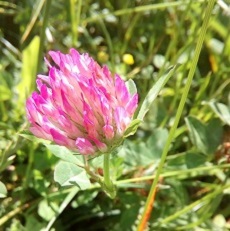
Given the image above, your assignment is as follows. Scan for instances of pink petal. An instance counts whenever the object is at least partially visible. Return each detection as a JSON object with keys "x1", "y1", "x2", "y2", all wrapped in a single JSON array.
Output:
[
  {"x1": 58, "y1": 114, "x2": 83, "y2": 138},
  {"x1": 37, "y1": 74, "x2": 50, "y2": 84},
  {"x1": 30, "y1": 126, "x2": 52, "y2": 140},
  {"x1": 126, "y1": 93, "x2": 138, "y2": 116},
  {"x1": 70, "y1": 48, "x2": 80, "y2": 66},
  {"x1": 115, "y1": 74, "x2": 129, "y2": 106},
  {"x1": 48, "y1": 50, "x2": 61, "y2": 66},
  {"x1": 76, "y1": 138, "x2": 96, "y2": 155},
  {"x1": 103, "y1": 124, "x2": 114, "y2": 140},
  {"x1": 60, "y1": 90, "x2": 82, "y2": 124},
  {"x1": 26, "y1": 98, "x2": 43, "y2": 124},
  {"x1": 90, "y1": 137, "x2": 107, "y2": 152},
  {"x1": 114, "y1": 107, "x2": 131, "y2": 135},
  {"x1": 50, "y1": 128, "x2": 68, "y2": 146}
]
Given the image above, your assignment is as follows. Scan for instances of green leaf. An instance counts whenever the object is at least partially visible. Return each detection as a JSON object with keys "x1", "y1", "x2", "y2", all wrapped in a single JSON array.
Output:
[
  {"x1": 17, "y1": 36, "x2": 40, "y2": 109},
  {"x1": 20, "y1": 132, "x2": 51, "y2": 144},
  {"x1": 45, "y1": 144, "x2": 83, "y2": 166},
  {"x1": 0, "y1": 181, "x2": 7, "y2": 198},
  {"x1": 38, "y1": 200, "x2": 58, "y2": 221},
  {"x1": 120, "y1": 128, "x2": 168, "y2": 167},
  {"x1": 0, "y1": 85, "x2": 11, "y2": 101},
  {"x1": 137, "y1": 65, "x2": 177, "y2": 120},
  {"x1": 185, "y1": 116, "x2": 222, "y2": 155},
  {"x1": 209, "y1": 102, "x2": 230, "y2": 126},
  {"x1": 124, "y1": 119, "x2": 141, "y2": 137},
  {"x1": 185, "y1": 152, "x2": 207, "y2": 169},
  {"x1": 54, "y1": 161, "x2": 91, "y2": 189},
  {"x1": 125, "y1": 79, "x2": 137, "y2": 95},
  {"x1": 25, "y1": 215, "x2": 45, "y2": 231},
  {"x1": 146, "y1": 128, "x2": 168, "y2": 160}
]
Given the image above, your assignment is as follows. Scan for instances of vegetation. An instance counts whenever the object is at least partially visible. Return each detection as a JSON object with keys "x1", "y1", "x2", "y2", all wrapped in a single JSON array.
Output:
[{"x1": 0, "y1": 0, "x2": 230, "y2": 230}]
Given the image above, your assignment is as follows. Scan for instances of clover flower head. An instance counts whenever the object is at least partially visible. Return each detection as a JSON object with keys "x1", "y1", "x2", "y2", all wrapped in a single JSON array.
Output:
[{"x1": 26, "y1": 49, "x2": 138, "y2": 155}]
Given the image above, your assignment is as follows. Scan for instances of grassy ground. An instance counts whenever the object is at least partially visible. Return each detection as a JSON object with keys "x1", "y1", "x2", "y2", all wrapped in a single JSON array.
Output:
[{"x1": 0, "y1": 0, "x2": 230, "y2": 230}]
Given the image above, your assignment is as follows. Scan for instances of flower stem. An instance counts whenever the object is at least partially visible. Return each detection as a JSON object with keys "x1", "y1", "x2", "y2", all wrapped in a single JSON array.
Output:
[
  {"x1": 137, "y1": 0, "x2": 216, "y2": 230},
  {"x1": 36, "y1": 0, "x2": 52, "y2": 74},
  {"x1": 103, "y1": 153, "x2": 116, "y2": 199}
]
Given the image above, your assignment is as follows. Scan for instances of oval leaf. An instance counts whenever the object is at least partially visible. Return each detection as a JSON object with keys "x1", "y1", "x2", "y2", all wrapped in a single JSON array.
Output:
[
  {"x1": 185, "y1": 116, "x2": 222, "y2": 155},
  {"x1": 209, "y1": 102, "x2": 230, "y2": 126},
  {"x1": 45, "y1": 144, "x2": 83, "y2": 166},
  {"x1": 0, "y1": 181, "x2": 7, "y2": 198},
  {"x1": 54, "y1": 161, "x2": 91, "y2": 189}
]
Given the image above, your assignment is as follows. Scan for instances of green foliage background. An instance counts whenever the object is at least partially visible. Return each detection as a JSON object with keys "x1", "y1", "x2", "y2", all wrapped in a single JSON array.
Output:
[{"x1": 0, "y1": 0, "x2": 230, "y2": 230}]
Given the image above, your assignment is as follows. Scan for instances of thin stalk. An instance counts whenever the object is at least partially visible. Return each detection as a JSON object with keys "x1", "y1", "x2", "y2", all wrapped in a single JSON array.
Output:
[
  {"x1": 75, "y1": 0, "x2": 82, "y2": 44},
  {"x1": 159, "y1": 183, "x2": 230, "y2": 225},
  {"x1": 83, "y1": 156, "x2": 103, "y2": 183},
  {"x1": 98, "y1": 19, "x2": 115, "y2": 72},
  {"x1": 103, "y1": 153, "x2": 116, "y2": 198},
  {"x1": 36, "y1": 0, "x2": 52, "y2": 74},
  {"x1": 44, "y1": 187, "x2": 79, "y2": 231},
  {"x1": 137, "y1": 1, "x2": 216, "y2": 230},
  {"x1": 20, "y1": 144, "x2": 36, "y2": 202},
  {"x1": 69, "y1": 0, "x2": 82, "y2": 46},
  {"x1": 0, "y1": 202, "x2": 30, "y2": 226},
  {"x1": 115, "y1": 163, "x2": 230, "y2": 185},
  {"x1": 69, "y1": 0, "x2": 76, "y2": 46},
  {"x1": 20, "y1": 0, "x2": 46, "y2": 44},
  {"x1": 84, "y1": 1, "x2": 205, "y2": 24}
]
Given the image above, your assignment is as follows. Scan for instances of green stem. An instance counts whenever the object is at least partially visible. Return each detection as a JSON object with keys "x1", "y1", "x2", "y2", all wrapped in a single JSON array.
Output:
[
  {"x1": 159, "y1": 183, "x2": 230, "y2": 225},
  {"x1": 69, "y1": 0, "x2": 76, "y2": 46},
  {"x1": 103, "y1": 153, "x2": 116, "y2": 198},
  {"x1": 84, "y1": 1, "x2": 205, "y2": 24},
  {"x1": 75, "y1": 0, "x2": 82, "y2": 45},
  {"x1": 20, "y1": 144, "x2": 36, "y2": 202},
  {"x1": 83, "y1": 156, "x2": 103, "y2": 183},
  {"x1": 137, "y1": 0, "x2": 216, "y2": 229},
  {"x1": 98, "y1": 19, "x2": 115, "y2": 72},
  {"x1": 36, "y1": 0, "x2": 52, "y2": 74},
  {"x1": 115, "y1": 163, "x2": 230, "y2": 185},
  {"x1": 69, "y1": 0, "x2": 82, "y2": 46}
]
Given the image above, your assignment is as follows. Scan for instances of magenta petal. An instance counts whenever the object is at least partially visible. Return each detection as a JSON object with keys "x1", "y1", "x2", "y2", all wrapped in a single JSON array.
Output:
[
  {"x1": 70, "y1": 48, "x2": 80, "y2": 65},
  {"x1": 126, "y1": 93, "x2": 138, "y2": 115},
  {"x1": 103, "y1": 124, "x2": 114, "y2": 140},
  {"x1": 90, "y1": 137, "x2": 107, "y2": 152},
  {"x1": 50, "y1": 128, "x2": 68, "y2": 146},
  {"x1": 115, "y1": 74, "x2": 129, "y2": 105},
  {"x1": 37, "y1": 74, "x2": 50, "y2": 84},
  {"x1": 30, "y1": 126, "x2": 52, "y2": 140},
  {"x1": 26, "y1": 98, "x2": 43, "y2": 124},
  {"x1": 48, "y1": 51, "x2": 61, "y2": 66},
  {"x1": 114, "y1": 107, "x2": 131, "y2": 135},
  {"x1": 76, "y1": 138, "x2": 96, "y2": 155}
]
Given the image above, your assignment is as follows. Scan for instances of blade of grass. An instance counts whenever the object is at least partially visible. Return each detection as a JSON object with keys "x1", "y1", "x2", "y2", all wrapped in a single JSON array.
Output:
[
  {"x1": 115, "y1": 163, "x2": 230, "y2": 185},
  {"x1": 159, "y1": 184, "x2": 230, "y2": 225},
  {"x1": 69, "y1": 0, "x2": 82, "y2": 47},
  {"x1": 98, "y1": 19, "x2": 115, "y2": 72},
  {"x1": 84, "y1": 1, "x2": 204, "y2": 24},
  {"x1": 44, "y1": 187, "x2": 79, "y2": 231},
  {"x1": 137, "y1": 1, "x2": 216, "y2": 230},
  {"x1": 36, "y1": 0, "x2": 52, "y2": 74},
  {"x1": 20, "y1": 0, "x2": 46, "y2": 44}
]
